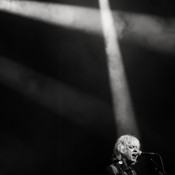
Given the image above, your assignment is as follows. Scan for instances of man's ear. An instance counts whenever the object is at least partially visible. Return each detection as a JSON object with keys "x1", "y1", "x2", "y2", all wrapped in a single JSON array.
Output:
[{"x1": 119, "y1": 144, "x2": 125, "y2": 153}]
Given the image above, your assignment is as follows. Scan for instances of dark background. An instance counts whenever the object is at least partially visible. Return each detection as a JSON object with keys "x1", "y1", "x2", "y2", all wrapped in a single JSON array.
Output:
[{"x1": 0, "y1": 0, "x2": 175, "y2": 175}]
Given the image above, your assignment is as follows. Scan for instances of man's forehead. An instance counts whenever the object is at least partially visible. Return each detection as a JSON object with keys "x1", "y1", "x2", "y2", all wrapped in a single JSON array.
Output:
[{"x1": 126, "y1": 139, "x2": 140, "y2": 146}]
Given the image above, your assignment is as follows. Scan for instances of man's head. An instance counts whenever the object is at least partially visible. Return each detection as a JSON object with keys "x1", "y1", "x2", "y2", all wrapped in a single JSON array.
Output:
[{"x1": 113, "y1": 134, "x2": 141, "y2": 164}]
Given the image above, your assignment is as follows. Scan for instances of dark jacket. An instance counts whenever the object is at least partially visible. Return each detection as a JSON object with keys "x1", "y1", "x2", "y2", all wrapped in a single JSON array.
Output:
[{"x1": 106, "y1": 158, "x2": 137, "y2": 175}]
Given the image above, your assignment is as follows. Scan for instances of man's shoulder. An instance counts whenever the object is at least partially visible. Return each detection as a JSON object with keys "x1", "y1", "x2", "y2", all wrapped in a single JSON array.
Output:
[{"x1": 106, "y1": 164, "x2": 119, "y2": 175}]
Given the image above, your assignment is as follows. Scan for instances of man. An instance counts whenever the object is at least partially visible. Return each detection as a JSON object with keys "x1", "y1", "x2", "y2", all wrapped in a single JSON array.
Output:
[{"x1": 107, "y1": 134, "x2": 141, "y2": 175}]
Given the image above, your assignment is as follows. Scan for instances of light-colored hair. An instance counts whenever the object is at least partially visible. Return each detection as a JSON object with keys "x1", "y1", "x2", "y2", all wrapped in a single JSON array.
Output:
[{"x1": 112, "y1": 134, "x2": 140, "y2": 161}]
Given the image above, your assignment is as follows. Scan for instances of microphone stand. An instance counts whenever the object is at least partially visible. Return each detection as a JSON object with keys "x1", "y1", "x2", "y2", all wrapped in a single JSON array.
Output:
[{"x1": 149, "y1": 153, "x2": 168, "y2": 175}]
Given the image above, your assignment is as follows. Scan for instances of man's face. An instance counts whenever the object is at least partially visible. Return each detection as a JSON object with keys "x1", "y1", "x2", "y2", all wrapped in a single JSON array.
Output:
[{"x1": 123, "y1": 141, "x2": 140, "y2": 164}]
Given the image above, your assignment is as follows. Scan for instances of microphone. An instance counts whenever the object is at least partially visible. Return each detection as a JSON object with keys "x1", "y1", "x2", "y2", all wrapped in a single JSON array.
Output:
[{"x1": 139, "y1": 151, "x2": 157, "y2": 156}]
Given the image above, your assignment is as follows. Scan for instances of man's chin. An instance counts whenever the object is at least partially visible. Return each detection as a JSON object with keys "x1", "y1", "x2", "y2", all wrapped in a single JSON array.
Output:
[{"x1": 131, "y1": 159, "x2": 137, "y2": 164}]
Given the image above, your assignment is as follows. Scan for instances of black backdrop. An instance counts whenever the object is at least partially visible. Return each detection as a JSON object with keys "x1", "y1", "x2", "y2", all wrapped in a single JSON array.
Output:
[{"x1": 0, "y1": 0, "x2": 175, "y2": 175}]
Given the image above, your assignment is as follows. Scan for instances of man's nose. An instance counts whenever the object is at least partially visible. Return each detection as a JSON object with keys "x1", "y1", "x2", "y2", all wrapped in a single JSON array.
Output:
[{"x1": 133, "y1": 148, "x2": 138, "y2": 152}]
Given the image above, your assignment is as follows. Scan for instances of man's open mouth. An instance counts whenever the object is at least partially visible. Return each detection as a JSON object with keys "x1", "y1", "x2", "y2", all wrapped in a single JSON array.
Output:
[{"x1": 132, "y1": 154, "x2": 138, "y2": 159}]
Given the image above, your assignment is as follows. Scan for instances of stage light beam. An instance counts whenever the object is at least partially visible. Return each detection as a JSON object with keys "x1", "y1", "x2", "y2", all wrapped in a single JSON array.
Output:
[
  {"x1": 98, "y1": 0, "x2": 139, "y2": 137},
  {"x1": 0, "y1": 0, "x2": 103, "y2": 35},
  {"x1": 0, "y1": 56, "x2": 115, "y2": 140},
  {"x1": 0, "y1": 1, "x2": 175, "y2": 54}
]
